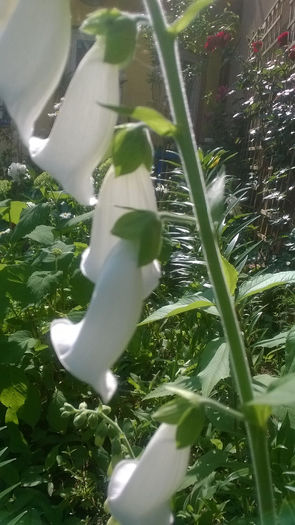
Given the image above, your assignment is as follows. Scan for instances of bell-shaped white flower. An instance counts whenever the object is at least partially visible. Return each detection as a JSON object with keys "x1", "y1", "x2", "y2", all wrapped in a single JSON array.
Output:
[
  {"x1": 108, "y1": 424, "x2": 190, "y2": 525},
  {"x1": 81, "y1": 164, "x2": 161, "y2": 298},
  {"x1": 51, "y1": 240, "x2": 142, "y2": 402},
  {"x1": 0, "y1": 0, "x2": 71, "y2": 145},
  {"x1": 29, "y1": 40, "x2": 120, "y2": 205}
]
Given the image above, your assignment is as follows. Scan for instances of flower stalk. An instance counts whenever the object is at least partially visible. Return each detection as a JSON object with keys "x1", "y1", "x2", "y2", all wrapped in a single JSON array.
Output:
[{"x1": 143, "y1": 1, "x2": 276, "y2": 523}]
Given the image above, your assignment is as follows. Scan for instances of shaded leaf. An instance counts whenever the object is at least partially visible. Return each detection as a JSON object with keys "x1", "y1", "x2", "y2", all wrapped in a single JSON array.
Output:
[
  {"x1": 197, "y1": 339, "x2": 229, "y2": 396},
  {"x1": 103, "y1": 104, "x2": 177, "y2": 136},
  {"x1": 237, "y1": 271, "x2": 295, "y2": 302},
  {"x1": 25, "y1": 225, "x2": 54, "y2": 245},
  {"x1": 176, "y1": 406, "x2": 205, "y2": 448},
  {"x1": 27, "y1": 270, "x2": 63, "y2": 302}
]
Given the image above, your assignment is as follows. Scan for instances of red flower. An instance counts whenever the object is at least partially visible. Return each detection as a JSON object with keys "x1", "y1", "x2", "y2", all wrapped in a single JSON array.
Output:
[
  {"x1": 277, "y1": 31, "x2": 289, "y2": 46},
  {"x1": 204, "y1": 35, "x2": 218, "y2": 52},
  {"x1": 216, "y1": 85, "x2": 229, "y2": 102},
  {"x1": 251, "y1": 40, "x2": 263, "y2": 53},
  {"x1": 204, "y1": 31, "x2": 231, "y2": 52},
  {"x1": 288, "y1": 45, "x2": 295, "y2": 61},
  {"x1": 215, "y1": 31, "x2": 231, "y2": 47}
]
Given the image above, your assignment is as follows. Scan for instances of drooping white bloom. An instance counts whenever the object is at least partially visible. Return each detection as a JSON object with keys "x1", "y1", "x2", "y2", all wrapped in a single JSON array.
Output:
[
  {"x1": 81, "y1": 164, "x2": 161, "y2": 298},
  {"x1": 51, "y1": 240, "x2": 142, "y2": 402},
  {"x1": 29, "y1": 40, "x2": 120, "y2": 205},
  {"x1": 108, "y1": 424, "x2": 190, "y2": 525},
  {"x1": 0, "y1": 0, "x2": 71, "y2": 146}
]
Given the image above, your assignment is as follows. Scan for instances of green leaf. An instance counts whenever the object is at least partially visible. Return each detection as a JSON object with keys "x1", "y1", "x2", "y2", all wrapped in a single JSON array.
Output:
[
  {"x1": 197, "y1": 339, "x2": 229, "y2": 396},
  {"x1": 286, "y1": 326, "x2": 295, "y2": 374},
  {"x1": 144, "y1": 375, "x2": 201, "y2": 400},
  {"x1": 27, "y1": 270, "x2": 63, "y2": 302},
  {"x1": 18, "y1": 385, "x2": 41, "y2": 427},
  {"x1": 179, "y1": 449, "x2": 228, "y2": 490},
  {"x1": 0, "y1": 366, "x2": 28, "y2": 424},
  {"x1": 47, "y1": 390, "x2": 68, "y2": 432},
  {"x1": 254, "y1": 331, "x2": 288, "y2": 349},
  {"x1": 248, "y1": 374, "x2": 295, "y2": 408},
  {"x1": 237, "y1": 271, "x2": 295, "y2": 302},
  {"x1": 8, "y1": 331, "x2": 37, "y2": 352},
  {"x1": 7, "y1": 510, "x2": 28, "y2": 525},
  {"x1": 103, "y1": 104, "x2": 177, "y2": 137},
  {"x1": 12, "y1": 203, "x2": 50, "y2": 241},
  {"x1": 176, "y1": 406, "x2": 205, "y2": 448},
  {"x1": 0, "y1": 482, "x2": 21, "y2": 501},
  {"x1": 112, "y1": 210, "x2": 162, "y2": 266},
  {"x1": 0, "y1": 201, "x2": 27, "y2": 224},
  {"x1": 139, "y1": 291, "x2": 217, "y2": 325},
  {"x1": 25, "y1": 225, "x2": 55, "y2": 245},
  {"x1": 58, "y1": 210, "x2": 94, "y2": 229},
  {"x1": 221, "y1": 256, "x2": 238, "y2": 295},
  {"x1": 81, "y1": 9, "x2": 137, "y2": 65},
  {"x1": 153, "y1": 397, "x2": 191, "y2": 425},
  {"x1": 112, "y1": 125, "x2": 153, "y2": 176},
  {"x1": 169, "y1": 0, "x2": 212, "y2": 34}
]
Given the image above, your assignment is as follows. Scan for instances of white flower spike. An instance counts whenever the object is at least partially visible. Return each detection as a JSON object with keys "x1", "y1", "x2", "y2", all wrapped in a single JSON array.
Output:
[
  {"x1": 0, "y1": 0, "x2": 71, "y2": 146},
  {"x1": 81, "y1": 163, "x2": 161, "y2": 298},
  {"x1": 51, "y1": 240, "x2": 142, "y2": 402},
  {"x1": 30, "y1": 40, "x2": 120, "y2": 205},
  {"x1": 108, "y1": 424, "x2": 190, "y2": 525}
]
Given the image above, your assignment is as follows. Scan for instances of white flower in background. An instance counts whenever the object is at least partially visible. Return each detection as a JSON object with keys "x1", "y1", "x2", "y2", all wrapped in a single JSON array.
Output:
[
  {"x1": 81, "y1": 163, "x2": 161, "y2": 298},
  {"x1": 7, "y1": 162, "x2": 28, "y2": 181},
  {"x1": 108, "y1": 424, "x2": 190, "y2": 525},
  {"x1": 51, "y1": 240, "x2": 143, "y2": 402},
  {"x1": 30, "y1": 40, "x2": 120, "y2": 205},
  {"x1": 0, "y1": 0, "x2": 71, "y2": 145}
]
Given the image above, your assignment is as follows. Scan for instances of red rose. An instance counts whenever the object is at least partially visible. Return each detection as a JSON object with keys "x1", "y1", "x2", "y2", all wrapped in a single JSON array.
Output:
[
  {"x1": 215, "y1": 31, "x2": 231, "y2": 47},
  {"x1": 204, "y1": 35, "x2": 218, "y2": 52},
  {"x1": 277, "y1": 31, "x2": 289, "y2": 46},
  {"x1": 251, "y1": 40, "x2": 263, "y2": 53},
  {"x1": 289, "y1": 45, "x2": 295, "y2": 61}
]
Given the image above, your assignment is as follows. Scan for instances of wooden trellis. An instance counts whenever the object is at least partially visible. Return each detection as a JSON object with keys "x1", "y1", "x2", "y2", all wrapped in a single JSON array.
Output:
[{"x1": 245, "y1": 0, "x2": 295, "y2": 251}]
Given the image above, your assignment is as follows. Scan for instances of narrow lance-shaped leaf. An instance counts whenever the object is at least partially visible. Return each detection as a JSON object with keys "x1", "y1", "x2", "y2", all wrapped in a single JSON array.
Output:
[
  {"x1": 237, "y1": 271, "x2": 295, "y2": 302},
  {"x1": 169, "y1": 0, "x2": 212, "y2": 35},
  {"x1": 102, "y1": 104, "x2": 177, "y2": 137}
]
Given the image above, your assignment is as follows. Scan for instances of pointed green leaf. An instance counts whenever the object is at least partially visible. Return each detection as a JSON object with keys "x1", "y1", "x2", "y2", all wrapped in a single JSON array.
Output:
[
  {"x1": 25, "y1": 225, "x2": 55, "y2": 245},
  {"x1": 112, "y1": 210, "x2": 162, "y2": 266},
  {"x1": 153, "y1": 397, "x2": 191, "y2": 425},
  {"x1": 81, "y1": 9, "x2": 137, "y2": 65},
  {"x1": 176, "y1": 406, "x2": 205, "y2": 448},
  {"x1": 27, "y1": 270, "x2": 63, "y2": 302},
  {"x1": 237, "y1": 271, "x2": 295, "y2": 302},
  {"x1": 112, "y1": 125, "x2": 153, "y2": 176},
  {"x1": 12, "y1": 203, "x2": 50, "y2": 241},
  {"x1": 103, "y1": 104, "x2": 177, "y2": 137},
  {"x1": 221, "y1": 255, "x2": 238, "y2": 295},
  {"x1": 139, "y1": 291, "x2": 217, "y2": 325},
  {"x1": 248, "y1": 374, "x2": 295, "y2": 407},
  {"x1": 197, "y1": 339, "x2": 229, "y2": 396},
  {"x1": 169, "y1": 0, "x2": 212, "y2": 34}
]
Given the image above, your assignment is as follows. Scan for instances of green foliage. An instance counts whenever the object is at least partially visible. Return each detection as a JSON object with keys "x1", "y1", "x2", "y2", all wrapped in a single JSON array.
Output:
[{"x1": 112, "y1": 124, "x2": 153, "y2": 175}]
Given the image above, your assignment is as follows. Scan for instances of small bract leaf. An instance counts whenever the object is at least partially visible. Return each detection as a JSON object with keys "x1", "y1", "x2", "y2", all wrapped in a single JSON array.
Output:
[
  {"x1": 197, "y1": 338, "x2": 229, "y2": 396},
  {"x1": 153, "y1": 397, "x2": 191, "y2": 425},
  {"x1": 103, "y1": 104, "x2": 177, "y2": 136},
  {"x1": 112, "y1": 125, "x2": 153, "y2": 176},
  {"x1": 81, "y1": 9, "x2": 137, "y2": 66},
  {"x1": 176, "y1": 406, "x2": 205, "y2": 448},
  {"x1": 248, "y1": 374, "x2": 295, "y2": 407},
  {"x1": 169, "y1": 0, "x2": 212, "y2": 35},
  {"x1": 221, "y1": 255, "x2": 238, "y2": 296},
  {"x1": 111, "y1": 210, "x2": 162, "y2": 266}
]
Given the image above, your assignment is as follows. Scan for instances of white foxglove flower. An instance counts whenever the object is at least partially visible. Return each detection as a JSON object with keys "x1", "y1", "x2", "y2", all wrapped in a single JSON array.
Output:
[
  {"x1": 0, "y1": 0, "x2": 71, "y2": 145},
  {"x1": 30, "y1": 40, "x2": 120, "y2": 205},
  {"x1": 108, "y1": 424, "x2": 190, "y2": 525},
  {"x1": 51, "y1": 240, "x2": 142, "y2": 402},
  {"x1": 81, "y1": 164, "x2": 161, "y2": 298}
]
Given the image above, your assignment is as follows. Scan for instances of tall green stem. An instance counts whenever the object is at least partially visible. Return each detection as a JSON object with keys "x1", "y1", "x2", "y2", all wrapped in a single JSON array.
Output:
[{"x1": 143, "y1": 1, "x2": 276, "y2": 523}]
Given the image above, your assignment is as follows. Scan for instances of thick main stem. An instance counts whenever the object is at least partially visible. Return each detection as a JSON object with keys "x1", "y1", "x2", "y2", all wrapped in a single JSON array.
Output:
[{"x1": 143, "y1": 1, "x2": 276, "y2": 523}]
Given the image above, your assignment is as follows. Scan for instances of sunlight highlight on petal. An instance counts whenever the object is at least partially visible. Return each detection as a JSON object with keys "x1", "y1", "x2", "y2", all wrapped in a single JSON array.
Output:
[
  {"x1": 81, "y1": 164, "x2": 160, "y2": 296},
  {"x1": 51, "y1": 240, "x2": 142, "y2": 401},
  {"x1": 108, "y1": 424, "x2": 190, "y2": 524},
  {"x1": 0, "y1": 0, "x2": 71, "y2": 145},
  {"x1": 30, "y1": 40, "x2": 120, "y2": 205}
]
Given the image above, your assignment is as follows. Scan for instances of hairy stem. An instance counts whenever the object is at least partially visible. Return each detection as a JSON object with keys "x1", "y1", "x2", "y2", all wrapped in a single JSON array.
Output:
[{"x1": 143, "y1": 1, "x2": 276, "y2": 523}]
